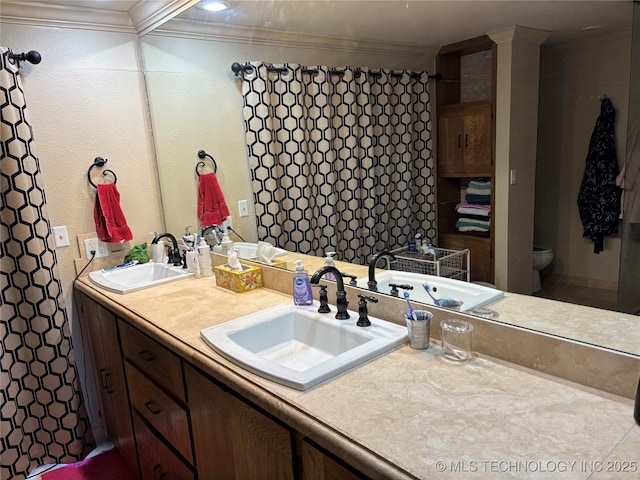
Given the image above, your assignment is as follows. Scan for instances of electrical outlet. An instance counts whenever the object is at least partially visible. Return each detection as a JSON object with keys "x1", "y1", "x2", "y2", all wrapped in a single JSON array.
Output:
[{"x1": 84, "y1": 238, "x2": 108, "y2": 259}]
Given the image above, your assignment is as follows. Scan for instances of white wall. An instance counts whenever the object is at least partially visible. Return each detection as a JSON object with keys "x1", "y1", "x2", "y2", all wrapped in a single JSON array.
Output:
[{"x1": 536, "y1": 31, "x2": 631, "y2": 289}]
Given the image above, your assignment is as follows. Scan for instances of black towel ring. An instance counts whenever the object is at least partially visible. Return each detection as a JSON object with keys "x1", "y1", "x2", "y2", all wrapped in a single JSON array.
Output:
[
  {"x1": 87, "y1": 157, "x2": 117, "y2": 188},
  {"x1": 195, "y1": 150, "x2": 218, "y2": 176}
]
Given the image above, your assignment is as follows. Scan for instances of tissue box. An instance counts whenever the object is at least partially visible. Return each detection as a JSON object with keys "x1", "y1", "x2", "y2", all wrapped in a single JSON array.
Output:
[
  {"x1": 268, "y1": 259, "x2": 288, "y2": 269},
  {"x1": 214, "y1": 264, "x2": 263, "y2": 293}
]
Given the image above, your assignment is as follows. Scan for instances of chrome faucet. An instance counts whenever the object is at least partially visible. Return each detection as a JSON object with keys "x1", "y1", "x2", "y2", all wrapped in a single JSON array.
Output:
[
  {"x1": 151, "y1": 233, "x2": 182, "y2": 266},
  {"x1": 310, "y1": 266, "x2": 350, "y2": 320},
  {"x1": 367, "y1": 250, "x2": 396, "y2": 291}
]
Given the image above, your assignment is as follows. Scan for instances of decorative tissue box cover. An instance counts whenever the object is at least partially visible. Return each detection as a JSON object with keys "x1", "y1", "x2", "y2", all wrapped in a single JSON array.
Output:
[
  {"x1": 268, "y1": 259, "x2": 288, "y2": 269},
  {"x1": 214, "y1": 264, "x2": 262, "y2": 293}
]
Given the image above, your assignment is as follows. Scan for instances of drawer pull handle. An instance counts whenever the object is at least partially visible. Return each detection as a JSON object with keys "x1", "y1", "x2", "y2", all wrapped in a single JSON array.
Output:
[
  {"x1": 99, "y1": 368, "x2": 108, "y2": 390},
  {"x1": 153, "y1": 464, "x2": 167, "y2": 480},
  {"x1": 144, "y1": 401, "x2": 162, "y2": 415},
  {"x1": 465, "y1": 133, "x2": 469, "y2": 147},
  {"x1": 104, "y1": 373, "x2": 114, "y2": 394},
  {"x1": 138, "y1": 350, "x2": 155, "y2": 362}
]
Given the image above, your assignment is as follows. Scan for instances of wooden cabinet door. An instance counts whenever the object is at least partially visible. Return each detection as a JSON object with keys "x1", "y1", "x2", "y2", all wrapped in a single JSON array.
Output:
[
  {"x1": 298, "y1": 437, "x2": 368, "y2": 480},
  {"x1": 463, "y1": 101, "x2": 492, "y2": 174},
  {"x1": 80, "y1": 295, "x2": 137, "y2": 474},
  {"x1": 437, "y1": 106, "x2": 464, "y2": 175},
  {"x1": 134, "y1": 413, "x2": 194, "y2": 480},
  {"x1": 185, "y1": 365, "x2": 294, "y2": 480},
  {"x1": 465, "y1": 236, "x2": 493, "y2": 283}
]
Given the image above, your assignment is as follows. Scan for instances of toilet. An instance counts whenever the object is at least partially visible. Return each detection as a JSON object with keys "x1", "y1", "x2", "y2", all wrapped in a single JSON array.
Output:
[{"x1": 532, "y1": 245, "x2": 554, "y2": 292}]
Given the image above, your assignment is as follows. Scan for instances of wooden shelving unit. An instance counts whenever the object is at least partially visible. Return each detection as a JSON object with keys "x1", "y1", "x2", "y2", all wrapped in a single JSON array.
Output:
[{"x1": 435, "y1": 35, "x2": 496, "y2": 283}]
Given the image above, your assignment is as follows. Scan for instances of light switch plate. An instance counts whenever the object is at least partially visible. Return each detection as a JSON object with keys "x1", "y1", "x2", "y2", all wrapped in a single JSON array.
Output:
[
  {"x1": 238, "y1": 199, "x2": 249, "y2": 217},
  {"x1": 52, "y1": 226, "x2": 70, "y2": 247}
]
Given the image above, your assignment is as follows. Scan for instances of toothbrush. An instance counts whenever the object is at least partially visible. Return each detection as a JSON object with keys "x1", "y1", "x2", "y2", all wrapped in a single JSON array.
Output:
[
  {"x1": 403, "y1": 291, "x2": 416, "y2": 319},
  {"x1": 422, "y1": 283, "x2": 441, "y2": 306}
]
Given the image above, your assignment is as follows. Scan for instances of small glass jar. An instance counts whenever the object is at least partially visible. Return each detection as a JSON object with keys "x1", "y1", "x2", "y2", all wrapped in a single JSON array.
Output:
[{"x1": 440, "y1": 319, "x2": 473, "y2": 361}]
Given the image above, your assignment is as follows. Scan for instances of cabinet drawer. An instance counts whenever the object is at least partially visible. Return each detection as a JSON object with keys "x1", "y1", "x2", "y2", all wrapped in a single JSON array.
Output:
[
  {"x1": 126, "y1": 362, "x2": 193, "y2": 464},
  {"x1": 133, "y1": 413, "x2": 194, "y2": 480},
  {"x1": 120, "y1": 321, "x2": 185, "y2": 402}
]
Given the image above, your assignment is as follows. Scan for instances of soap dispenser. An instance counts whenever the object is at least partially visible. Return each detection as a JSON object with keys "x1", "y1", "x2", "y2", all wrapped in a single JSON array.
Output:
[
  {"x1": 293, "y1": 260, "x2": 313, "y2": 306},
  {"x1": 323, "y1": 252, "x2": 337, "y2": 281},
  {"x1": 220, "y1": 230, "x2": 233, "y2": 255}
]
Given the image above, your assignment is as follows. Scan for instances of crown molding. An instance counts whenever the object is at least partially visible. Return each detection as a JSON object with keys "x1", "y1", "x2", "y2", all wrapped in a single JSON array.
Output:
[
  {"x1": 130, "y1": 0, "x2": 199, "y2": 36},
  {"x1": 0, "y1": 0, "x2": 197, "y2": 36},
  {"x1": 151, "y1": 17, "x2": 437, "y2": 59},
  {"x1": 0, "y1": 1, "x2": 135, "y2": 33}
]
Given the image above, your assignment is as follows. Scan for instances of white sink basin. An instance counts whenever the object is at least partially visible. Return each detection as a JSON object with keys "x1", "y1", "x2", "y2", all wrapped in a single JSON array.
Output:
[
  {"x1": 232, "y1": 242, "x2": 288, "y2": 260},
  {"x1": 89, "y1": 262, "x2": 193, "y2": 294},
  {"x1": 201, "y1": 303, "x2": 407, "y2": 390},
  {"x1": 356, "y1": 271, "x2": 503, "y2": 312}
]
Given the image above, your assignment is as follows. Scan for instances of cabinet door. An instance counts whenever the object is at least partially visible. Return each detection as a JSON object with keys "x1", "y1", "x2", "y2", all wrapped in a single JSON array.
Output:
[
  {"x1": 463, "y1": 102, "x2": 492, "y2": 174},
  {"x1": 80, "y1": 295, "x2": 137, "y2": 473},
  {"x1": 437, "y1": 106, "x2": 464, "y2": 175},
  {"x1": 465, "y1": 236, "x2": 492, "y2": 283},
  {"x1": 134, "y1": 413, "x2": 194, "y2": 480},
  {"x1": 185, "y1": 365, "x2": 294, "y2": 480},
  {"x1": 299, "y1": 437, "x2": 368, "y2": 480}
]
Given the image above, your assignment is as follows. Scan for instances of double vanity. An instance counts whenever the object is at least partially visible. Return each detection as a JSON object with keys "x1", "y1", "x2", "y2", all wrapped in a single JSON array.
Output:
[{"x1": 77, "y1": 251, "x2": 639, "y2": 479}]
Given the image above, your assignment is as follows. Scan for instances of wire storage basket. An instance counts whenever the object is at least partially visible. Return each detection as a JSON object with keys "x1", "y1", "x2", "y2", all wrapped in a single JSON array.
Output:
[{"x1": 390, "y1": 247, "x2": 470, "y2": 282}]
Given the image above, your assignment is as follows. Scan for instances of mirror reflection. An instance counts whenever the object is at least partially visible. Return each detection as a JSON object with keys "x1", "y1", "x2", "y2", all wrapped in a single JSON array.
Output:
[{"x1": 140, "y1": 0, "x2": 639, "y2": 355}]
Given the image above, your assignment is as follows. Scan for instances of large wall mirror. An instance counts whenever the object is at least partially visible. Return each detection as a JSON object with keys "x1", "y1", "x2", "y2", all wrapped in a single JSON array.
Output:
[{"x1": 139, "y1": 0, "x2": 639, "y2": 356}]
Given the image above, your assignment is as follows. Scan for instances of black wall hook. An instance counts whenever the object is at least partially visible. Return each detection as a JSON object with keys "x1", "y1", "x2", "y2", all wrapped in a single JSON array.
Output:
[
  {"x1": 87, "y1": 157, "x2": 117, "y2": 188},
  {"x1": 195, "y1": 150, "x2": 218, "y2": 176}
]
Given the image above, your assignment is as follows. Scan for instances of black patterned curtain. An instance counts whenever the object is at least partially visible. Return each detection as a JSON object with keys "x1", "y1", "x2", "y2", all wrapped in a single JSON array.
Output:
[
  {"x1": 0, "y1": 48, "x2": 93, "y2": 479},
  {"x1": 241, "y1": 62, "x2": 436, "y2": 265}
]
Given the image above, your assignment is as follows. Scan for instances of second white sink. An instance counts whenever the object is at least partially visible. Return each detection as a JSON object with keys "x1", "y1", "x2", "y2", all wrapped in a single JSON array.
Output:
[{"x1": 201, "y1": 303, "x2": 407, "y2": 390}]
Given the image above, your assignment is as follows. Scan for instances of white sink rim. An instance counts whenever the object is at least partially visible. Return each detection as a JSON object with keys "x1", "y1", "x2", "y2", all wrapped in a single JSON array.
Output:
[
  {"x1": 201, "y1": 303, "x2": 407, "y2": 390},
  {"x1": 231, "y1": 242, "x2": 288, "y2": 260},
  {"x1": 356, "y1": 271, "x2": 504, "y2": 312},
  {"x1": 88, "y1": 262, "x2": 193, "y2": 294}
]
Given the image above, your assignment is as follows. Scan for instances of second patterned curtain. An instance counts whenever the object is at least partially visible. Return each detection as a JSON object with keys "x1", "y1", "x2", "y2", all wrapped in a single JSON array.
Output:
[{"x1": 241, "y1": 62, "x2": 436, "y2": 265}]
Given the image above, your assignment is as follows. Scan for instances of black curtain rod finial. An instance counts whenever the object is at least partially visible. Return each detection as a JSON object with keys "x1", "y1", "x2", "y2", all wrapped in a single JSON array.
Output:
[{"x1": 9, "y1": 50, "x2": 42, "y2": 65}]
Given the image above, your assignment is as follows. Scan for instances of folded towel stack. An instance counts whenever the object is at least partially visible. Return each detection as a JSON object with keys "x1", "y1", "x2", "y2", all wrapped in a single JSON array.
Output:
[{"x1": 455, "y1": 180, "x2": 491, "y2": 235}]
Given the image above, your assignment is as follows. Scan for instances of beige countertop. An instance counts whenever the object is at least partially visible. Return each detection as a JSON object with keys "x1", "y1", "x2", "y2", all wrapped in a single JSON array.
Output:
[{"x1": 77, "y1": 271, "x2": 639, "y2": 479}]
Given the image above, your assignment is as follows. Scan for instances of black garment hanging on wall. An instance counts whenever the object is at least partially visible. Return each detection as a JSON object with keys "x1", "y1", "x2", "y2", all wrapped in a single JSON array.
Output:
[{"x1": 577, "y1": 97, "x2": 621, "y2": 253}]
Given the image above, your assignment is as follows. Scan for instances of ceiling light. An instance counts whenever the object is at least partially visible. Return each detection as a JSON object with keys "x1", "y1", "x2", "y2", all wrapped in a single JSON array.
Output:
[{"x1": 198, "y1": 0, "x2": 229, "y2": 12}]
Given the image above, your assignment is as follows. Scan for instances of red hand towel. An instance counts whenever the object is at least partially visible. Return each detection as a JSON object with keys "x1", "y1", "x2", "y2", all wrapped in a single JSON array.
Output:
[
  {"x1": 198, "y1": 172, "x2": 230, "y2": 226},
  {"x1": 93, "y1": 183, "x2": 133, "y2": 243}
]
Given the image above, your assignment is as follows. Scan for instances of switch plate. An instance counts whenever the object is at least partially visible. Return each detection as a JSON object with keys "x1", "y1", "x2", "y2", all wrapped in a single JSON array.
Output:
[
  {"x1": 238, "y1": 200, "x2": 249, "y2": 217},
  {"x1": 53, "y1": 226, "x2": 70, "y2": 247},
  {"x1": 510, "y1": 169, "x2": 517, "y2": 185}
]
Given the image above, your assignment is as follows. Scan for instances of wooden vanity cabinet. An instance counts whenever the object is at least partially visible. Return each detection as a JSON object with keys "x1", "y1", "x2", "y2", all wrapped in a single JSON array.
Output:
[
  {"x1": 185, "y1": 364, "x2": 295, "y2": 479},
  {"x1": 79, "y1": 293, "x2": 384, "y2": 480},
  {"x1": 120, "y1": 321, "x2": 195, "y2": 479},
  {"x1": 79, "y1": 294, "x2": 137, "y2": 473}
]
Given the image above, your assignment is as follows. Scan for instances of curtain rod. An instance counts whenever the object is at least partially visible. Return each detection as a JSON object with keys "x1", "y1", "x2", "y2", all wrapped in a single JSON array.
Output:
[
  {"x1": 6, "y1": 50, "x2": 42, "y2": 66},
  {"x1": 231, "y1": 62, "x2": 441, "y2": 81}
]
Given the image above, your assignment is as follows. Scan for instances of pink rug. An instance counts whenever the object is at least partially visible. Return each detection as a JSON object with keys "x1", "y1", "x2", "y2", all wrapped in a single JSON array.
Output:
[{"x1": 41, "y1": 448, "x2": 137, "y2": 480}]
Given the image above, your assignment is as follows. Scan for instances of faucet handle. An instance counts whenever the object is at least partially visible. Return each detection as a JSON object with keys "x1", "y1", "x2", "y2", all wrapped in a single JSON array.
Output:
[
  {"x1": 356, "y1": 295, "x2": 379, "y2": 327},
  {"x1": 389, "y1": 283, "x2": 414, "y2": 297},
  {"x1": 312, "y1": 284, "x2": 331, "y2": 313},
  {"x1": 341, "y1": 272, "x2": 357, "y2": 286}
]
